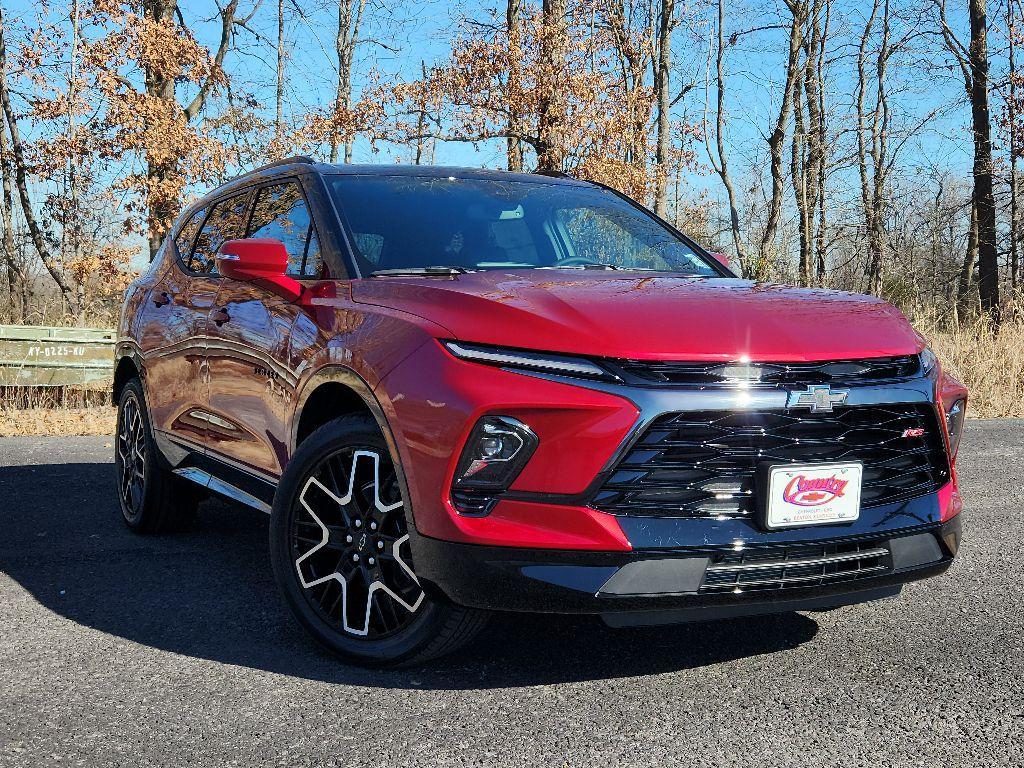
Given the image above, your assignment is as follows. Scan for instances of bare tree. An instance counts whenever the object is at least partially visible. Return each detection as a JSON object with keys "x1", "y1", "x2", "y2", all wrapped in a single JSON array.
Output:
[
  {"x1": 937, "y1": 0, "x2": 1000, "y2": 318},
  {"x1": 759, "y1": 0, "x2": 806, "y2": 276},
  {"x1": 653, "y1": 0, "x2": 676, "y2": 216},
  {"x1": 330, "y1": 0, "x2": 368, "y2": 163},
  {"x1": 1009, "y1": 0, "x2": 1020, "y2": 290},
  {"x1": 276, "y1": 0, "x2": 285, "y2": 135},
  {"x1": 0, "y1": 122, "x2": 26, "y2": 322},
  {"x1": 703, "y1": 0, "x2": 749, "y2": 272},
  {"x1": 0, "y1": 5, "x2": 78, "y2": 313},
  {"x1": 857, "y1": 0, "x2": 888, "y2": 296}
]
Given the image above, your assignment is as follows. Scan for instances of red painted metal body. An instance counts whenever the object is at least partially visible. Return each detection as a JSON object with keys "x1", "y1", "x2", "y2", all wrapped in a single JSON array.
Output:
[
  {"x1": 352, "y1": 271, "x2": 926, "y2": 361},
  {"x1": 120, "y1": 165, "x2": 965, "y2": 559}
]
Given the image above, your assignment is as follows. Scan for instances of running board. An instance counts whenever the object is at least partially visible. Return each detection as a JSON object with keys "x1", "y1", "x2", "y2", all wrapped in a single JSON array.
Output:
[{"x1": 173, "y1": 467, "x2": 273, "y2": 514}]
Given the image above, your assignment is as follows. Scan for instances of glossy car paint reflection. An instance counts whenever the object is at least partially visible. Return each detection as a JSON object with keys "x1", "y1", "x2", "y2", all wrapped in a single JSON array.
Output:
[
  {"x1": 136, "y1": 255, "x2": 218, "y2": 447},
  {"x1": 205, "y1": 280, "x2": 299, "y2": 475},
  {"x1": 353, "y1": 271, "x2": 925, "y2": 361}
]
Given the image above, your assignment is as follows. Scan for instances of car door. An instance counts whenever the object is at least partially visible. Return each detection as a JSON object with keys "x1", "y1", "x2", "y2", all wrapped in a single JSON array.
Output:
[
  {"x1": 204, "y1": 178, "x2": 326, "y2": 479},
  {"x1": 136, "y1": 205, "x2": 220, "y2": 450}
]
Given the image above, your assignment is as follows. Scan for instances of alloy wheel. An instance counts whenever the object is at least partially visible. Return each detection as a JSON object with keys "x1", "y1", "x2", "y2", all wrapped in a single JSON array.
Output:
[
  {"x1": 117, "y1": 391, "x2": 146, "y2": 520},
  {"x1": 290, "y1": 447, "x2": 424, "y2": 638}
]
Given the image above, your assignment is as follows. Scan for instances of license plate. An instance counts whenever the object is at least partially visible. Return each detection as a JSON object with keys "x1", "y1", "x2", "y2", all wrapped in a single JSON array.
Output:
[{"x1": 764, "y1": 462, "x2": 863, "y2": 529}]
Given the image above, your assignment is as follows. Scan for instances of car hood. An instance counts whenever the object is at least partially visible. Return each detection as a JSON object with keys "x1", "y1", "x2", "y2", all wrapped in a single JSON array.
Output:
[{"x1": 351, "y1": 270, "x2": 924, "y2": 362}]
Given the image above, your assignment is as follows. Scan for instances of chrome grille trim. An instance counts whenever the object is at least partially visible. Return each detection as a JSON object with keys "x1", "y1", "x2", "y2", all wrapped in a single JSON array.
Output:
[
  {"x1": 700, "y1": 539, "x2": 892, "y2": 592},
  {"x1": 705, "y1": 547, "x2": 889, "y2": 574}
]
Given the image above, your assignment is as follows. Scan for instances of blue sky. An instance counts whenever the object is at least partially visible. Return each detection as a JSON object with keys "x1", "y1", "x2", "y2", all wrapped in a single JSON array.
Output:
[{"x1": 6, "y1": 0, "x2": 979, "y2": 215}]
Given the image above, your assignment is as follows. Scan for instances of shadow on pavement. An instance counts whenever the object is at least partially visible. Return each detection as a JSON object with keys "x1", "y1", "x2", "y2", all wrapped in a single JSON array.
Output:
[{"x1": 0, "y1": 461, "x2": 819, "y2": 689}]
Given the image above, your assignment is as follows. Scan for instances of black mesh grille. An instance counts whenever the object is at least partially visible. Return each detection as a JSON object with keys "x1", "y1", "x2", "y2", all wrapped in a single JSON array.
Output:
[
  {"x1": 700, "y1": 538, "x2": 892, "y2": 592},
  {"x1": 610, "y1": 355, "x2": 919, "y2": 387},
  {"x1": 591, "y1": 404, "x2": 950, "y2": 518}
]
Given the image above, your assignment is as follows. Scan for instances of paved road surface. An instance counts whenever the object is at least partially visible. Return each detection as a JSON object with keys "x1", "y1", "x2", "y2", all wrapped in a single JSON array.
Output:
[{"x1": 1, "y1": 422, "x2": 1022, "y2": 767}]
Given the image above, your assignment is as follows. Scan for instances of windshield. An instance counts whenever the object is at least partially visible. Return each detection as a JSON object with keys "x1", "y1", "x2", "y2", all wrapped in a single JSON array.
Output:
[{"x1": 327, "y1": 175, "x2": 719, "y2": 277}]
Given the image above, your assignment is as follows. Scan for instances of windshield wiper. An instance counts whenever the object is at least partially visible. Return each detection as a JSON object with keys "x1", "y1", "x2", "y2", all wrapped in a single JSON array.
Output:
[
  {"x1": 554, "y1": 263, "x2": 659, "y2": 272},
  {"x1": 369, "y1": 266, "x2": 472, "y2": 277}
]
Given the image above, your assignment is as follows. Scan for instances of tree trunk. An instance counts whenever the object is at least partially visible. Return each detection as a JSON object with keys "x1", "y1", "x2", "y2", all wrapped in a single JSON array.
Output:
[
  {"x1": 141, "y1": 0, "x2": 238, "y2": 258},
  {"x1": 653, "y1": 0, "x2": 674, "y2": 217},
  {"x1": 758, "y1": 0, "x2": 804, "y2": 276},
  {"x1": 958, "y1": 194, "x2": 978, "y2": 322},
  {"x1": 0, "y1": 120, "x2": 25, "y2": 322},
  {"x1": 331, "y1": 0, "x2": 367, "y2": 163},
  {"x1": 804, "y1": 0, "x2": 827, "y2": 286},
  {"x1": 142, "y1": 0, "x2": 180, "y2": 259},
  {"x1": 537, "y1": 0, "x2": 567, "y2": 172},
  {"x1": 968, "y1": 0, "x2": 1000, "y2": 318},
  {"x1": 1009, "y1": 0, "x2": 1020, "y2": 291},
  {"x1": 276, "y1": 0, "x2": 285, "y2": 136},
  {"x1": 792, "y1": 63, "x2": 812, "y2": 286},
  {"x1": 706, "y1": 0, "x2": 749, "y2": 272},
  {"x1": 506, "y1": 0, "x2": 524, "y2": 172}
]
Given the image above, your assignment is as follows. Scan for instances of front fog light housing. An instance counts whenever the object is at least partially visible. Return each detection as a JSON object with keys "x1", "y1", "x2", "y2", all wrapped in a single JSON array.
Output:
[
  {"x1": 453, "y1": 416, "x2": 538, "y2": 491},
  {"x1": 945, "y1": 399, "x2": 966, "y2": 456}
]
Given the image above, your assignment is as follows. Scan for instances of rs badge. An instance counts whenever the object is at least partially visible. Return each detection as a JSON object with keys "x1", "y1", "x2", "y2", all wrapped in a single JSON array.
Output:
[{"x1": 787, "y1": 385, "x2": 849, "y2": 413}]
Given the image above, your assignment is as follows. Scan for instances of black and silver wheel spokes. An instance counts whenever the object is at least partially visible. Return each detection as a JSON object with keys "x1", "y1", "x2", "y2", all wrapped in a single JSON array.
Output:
[
  {"x1": 292, "y1": 449, "x2": 424, "y2": 638},
  {"x1": 117, "y1": 393, "x2": 146, "y2": 515}
]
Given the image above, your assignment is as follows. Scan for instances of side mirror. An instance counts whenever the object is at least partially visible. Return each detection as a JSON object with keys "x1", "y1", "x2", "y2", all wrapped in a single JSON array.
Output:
[
  {"x1": 710, "y1": 251, "x2": 731, "y2": 269},
  {"x1": 217, "y1": 239, "x2": 303, "y2": 302}
]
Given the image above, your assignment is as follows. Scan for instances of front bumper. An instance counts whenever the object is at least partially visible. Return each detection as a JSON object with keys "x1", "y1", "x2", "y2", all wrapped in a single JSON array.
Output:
[
  {"x1": 410, "y1": 514, "x2": 961, "y2": 626},
  {"x1": 381, "y1": 339, "x2": 959, "y2": 552}
]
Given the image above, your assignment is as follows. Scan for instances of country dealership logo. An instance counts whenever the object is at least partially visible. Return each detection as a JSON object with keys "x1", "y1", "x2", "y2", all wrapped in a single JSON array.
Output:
[{"x1": 782, "y1": 474, "x2": 850, "y2": 507}]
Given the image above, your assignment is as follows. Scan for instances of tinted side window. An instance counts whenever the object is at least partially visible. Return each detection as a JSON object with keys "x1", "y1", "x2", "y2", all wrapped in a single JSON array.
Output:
[
  {"x1": 189, "y1": 192, "x2": 252, "y2": 274},
  {"x1": 174, "y1": 207, "x2": 206, "y2": 260},
  {"x1": 247, "y1": 182, "x2": 323, "y2": 278}
]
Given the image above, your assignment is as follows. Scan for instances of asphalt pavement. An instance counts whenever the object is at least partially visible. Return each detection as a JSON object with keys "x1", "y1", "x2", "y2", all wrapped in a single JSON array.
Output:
[{"x1": 1, "y1": 421, "x2": 1022, "y2": 767}]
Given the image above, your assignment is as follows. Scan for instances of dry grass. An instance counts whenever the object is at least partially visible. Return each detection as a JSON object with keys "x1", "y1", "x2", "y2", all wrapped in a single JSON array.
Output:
[
  {"x1": 915, "y1": 311, "x2": 1024, "y2": 418},
  {"x1": 0, "y1": 387, "x2": 114, "y2": 436},
  {"x1": 0, "y1": 406, "x2": 115, "y2": 437},
  {"x1": 0, "y1": 312, "x2": 1021, "y2": 436}
]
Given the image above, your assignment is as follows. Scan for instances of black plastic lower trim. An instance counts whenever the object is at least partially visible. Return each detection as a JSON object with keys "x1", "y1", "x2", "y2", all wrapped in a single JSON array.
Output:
[{"x1": 408, "y1": 516, "x2": 961, "y2": 620}]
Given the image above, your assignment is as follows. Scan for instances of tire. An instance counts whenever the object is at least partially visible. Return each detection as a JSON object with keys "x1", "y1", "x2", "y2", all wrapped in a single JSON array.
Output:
[
  {"x1": 270, "y1": 413, "x2": 488, "y2": 667},
  {"x1": 114, "y1": 378, "x2": 202, "y2": 533}
]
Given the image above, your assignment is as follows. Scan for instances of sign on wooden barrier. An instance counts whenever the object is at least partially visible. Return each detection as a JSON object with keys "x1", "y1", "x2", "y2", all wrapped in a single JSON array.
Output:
[{"x1": 0, "y1": 325, "x2": 116, "y2": 390}]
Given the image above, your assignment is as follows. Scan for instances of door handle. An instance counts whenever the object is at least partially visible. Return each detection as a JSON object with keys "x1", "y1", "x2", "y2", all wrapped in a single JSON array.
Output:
[
  {"x1": 211, "y1": 307, "x2": 231, "y2": 326},
  {"x1": 153, "y1": 291, "x2": 172, "y2": 307}
]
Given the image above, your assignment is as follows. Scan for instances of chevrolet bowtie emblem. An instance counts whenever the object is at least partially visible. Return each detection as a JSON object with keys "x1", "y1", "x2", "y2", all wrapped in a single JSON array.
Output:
[{"x1": 787, "y1": 385, "x2": 849, "y2": 413}]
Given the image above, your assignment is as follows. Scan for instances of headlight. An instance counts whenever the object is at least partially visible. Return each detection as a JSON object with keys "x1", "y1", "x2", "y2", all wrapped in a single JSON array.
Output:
[
  {"x1": 453, "y1": 416, "x2": 538, "y2": 492},
  {"x1": 920, "y1": 348, "x2": 938, "y2": 375},
  {"x1": 443, "y1": 340, "x2": 614, "y2": 380},
  {"x1": 945, "y1": 399, "x2": 966, "y2": 456}
]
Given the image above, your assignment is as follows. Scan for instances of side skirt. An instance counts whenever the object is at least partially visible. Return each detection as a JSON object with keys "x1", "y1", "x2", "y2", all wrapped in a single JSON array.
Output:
[
  {"x1": 155, "y1": 431, "x2": 278, "y2": 514},
  {"x1": 174, "y1": 467, "x2": 273, "y2": 515}
]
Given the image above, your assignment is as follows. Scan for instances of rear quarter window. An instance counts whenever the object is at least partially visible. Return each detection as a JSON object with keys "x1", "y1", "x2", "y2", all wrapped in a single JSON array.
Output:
[{"x1": 173, "y1": 207, "x2": 207, "y2": 260}]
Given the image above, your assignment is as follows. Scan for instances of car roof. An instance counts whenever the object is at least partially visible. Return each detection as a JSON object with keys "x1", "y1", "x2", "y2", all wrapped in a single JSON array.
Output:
[
  {"x1": 189, "y1": 159, "x2": 593, "y2": 208},
  {"x1": 313, "y1": 163, "x2": 592, "y2": 186}
]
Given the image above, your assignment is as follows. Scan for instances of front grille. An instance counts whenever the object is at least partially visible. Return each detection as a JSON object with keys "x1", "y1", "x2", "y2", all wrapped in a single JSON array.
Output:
[
  {"x1": 701, "y1": 538, "x2": 891, "y2": 592},
  {"x1": 609, "y1": 355, "x2": 919, "y2": 387},
  {"x1": 591, "y1": 404, "x2": 949, "y2": 518}
]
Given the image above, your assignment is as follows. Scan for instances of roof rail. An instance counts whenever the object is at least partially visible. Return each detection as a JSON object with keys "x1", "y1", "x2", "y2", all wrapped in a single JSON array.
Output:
[{"x1": 237, "y1": 155, "x2": 316, "y2": 180}]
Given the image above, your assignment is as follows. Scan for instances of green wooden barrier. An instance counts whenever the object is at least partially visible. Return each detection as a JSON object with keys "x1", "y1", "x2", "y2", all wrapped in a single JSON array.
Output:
[{"x1": 0, "y1": 325, "x2": 116, "y2": 390}]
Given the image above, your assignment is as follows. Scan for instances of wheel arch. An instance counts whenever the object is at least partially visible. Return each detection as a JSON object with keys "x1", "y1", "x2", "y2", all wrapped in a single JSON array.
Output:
[
  {"x1": 112, "y1": 344, "x2": 144, "y2": 403},
  {"x1": 289, "y1": 366, "x2": 416, "y2": 529}
]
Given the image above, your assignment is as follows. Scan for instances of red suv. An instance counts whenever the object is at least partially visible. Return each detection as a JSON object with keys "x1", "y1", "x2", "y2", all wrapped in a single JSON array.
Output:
[{"x1": 115, "y1": 158, "x2": 967, "y2": 666}]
